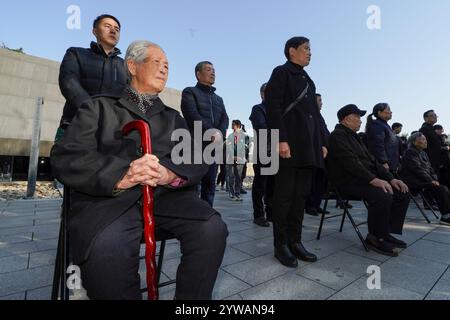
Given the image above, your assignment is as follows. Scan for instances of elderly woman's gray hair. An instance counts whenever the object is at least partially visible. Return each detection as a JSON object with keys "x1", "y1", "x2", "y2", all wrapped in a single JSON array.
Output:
[
  {"x1": 408, "y1": 132, "x2": 424, "y2": 147},
  {"x1": 124, "y1": 41, "x2": 165, "y2": 75}
]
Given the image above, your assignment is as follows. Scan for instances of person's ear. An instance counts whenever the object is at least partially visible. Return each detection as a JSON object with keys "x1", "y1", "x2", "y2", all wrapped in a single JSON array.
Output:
[
  {"x1": 289, "y1": 47, "x2": 295, "y2": 59},
  {"x1": 127, "y1": 60, "x2": 137, "y2": 77},
  {"x1": 92, "y1": 28, "x2": 98, "y2": 38}
]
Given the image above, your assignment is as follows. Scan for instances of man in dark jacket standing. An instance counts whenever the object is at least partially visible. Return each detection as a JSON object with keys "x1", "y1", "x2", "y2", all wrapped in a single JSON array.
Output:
[
  {"x1": 266, "y1": 37, "x2": 327, "y2": 267},
  {"x1": 51, "y1": 41, "x2": 228, "y2": 300},
  {"x1": 57, "y1": 14, "x2": 128, "y2": 139},
  {"x1": 181, "y1": 61, "x2": 229, "y2": 207},
  {"x1": 250, "y1": 83, "x2": 274, "y2": 227},
  {"x1": 420, "y1": 110, "x2": 442, "y2": 178},
  {"x1": 400, "y1": 132, "x2": 450, "y2": 225},
  {"x1": 328, "y1": 104, "x2": 410, "y2": 257}
]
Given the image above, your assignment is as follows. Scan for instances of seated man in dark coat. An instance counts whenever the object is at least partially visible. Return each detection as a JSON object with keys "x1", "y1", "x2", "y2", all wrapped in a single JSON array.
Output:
[
  {"x1": 328, "y1": 104, "x2": 410, "y2": 257},
  {"x1": 399, "y1": 132, "x2": 450, "y2": 225},
  {"x1": 51, "y1": 40, "x2": 228, "y2": 300}
]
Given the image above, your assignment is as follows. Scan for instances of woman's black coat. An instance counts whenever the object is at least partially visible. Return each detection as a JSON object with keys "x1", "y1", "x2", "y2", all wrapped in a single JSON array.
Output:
[{"x1": 265, "y1": 61, "x2": 325, "y2": 169}]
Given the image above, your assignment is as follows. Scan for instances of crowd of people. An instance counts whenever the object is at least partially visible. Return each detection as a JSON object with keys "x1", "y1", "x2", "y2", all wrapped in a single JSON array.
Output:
[{"x1": 50, "y1": 14, "x2": 449, "y2": 300}]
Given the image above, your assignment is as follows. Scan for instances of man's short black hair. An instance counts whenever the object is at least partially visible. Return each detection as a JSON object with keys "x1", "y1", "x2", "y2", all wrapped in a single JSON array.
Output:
[
  {"x1": 392, "y1": 122, "x2": 403, "y2": 130},
  {"x1": 434, "y1": 124, "x2": 444, "y2": 131},
  {"x1": 423, "y1": 110, "x2": 435, "y2": 119},
  {"x1": 284, "y1": 37, "x2": 310, "y2": 60},
  {"x1": 195, "y1": 61, "x2": 213, "y2": 75},
  {"x1": 316, "y1": 93, "x2": 322, "y2": 97},
  {"x1": 93, "y1": 14, "x2": 121, "y2": 29}
]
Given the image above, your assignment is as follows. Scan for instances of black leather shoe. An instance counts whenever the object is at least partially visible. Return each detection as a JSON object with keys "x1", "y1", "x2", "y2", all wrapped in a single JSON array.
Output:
[
  {"x1": 253, "y1": 217, "x2": 270, "y2": 227},
  {"x1": 289, "y1": 242, "x2": 318, "y2": 262},
  {"x1": 275, "y1": 245, "x2": 298, "y2": 268},
  {"x1": 365, "y1": 234, "x2": 398, "y2": 257},
  {"x1": 305, "y1": 208, "x2": 319, "y2": 216},
  {"x1": 240, "y1": 189, "x2": 248, "y2": 194},
  {"x1": 386, "y1": 234, "x2": 407, "y2": 249}
]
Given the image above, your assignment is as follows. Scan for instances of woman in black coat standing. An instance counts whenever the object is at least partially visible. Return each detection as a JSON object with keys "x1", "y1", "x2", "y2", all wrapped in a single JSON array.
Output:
[
  {"x1": 365, "y1": 103, "x2": 400, "y2": 173},
  {"x1": 266, "y1": 37, "x2": 327, "y2": 268}
]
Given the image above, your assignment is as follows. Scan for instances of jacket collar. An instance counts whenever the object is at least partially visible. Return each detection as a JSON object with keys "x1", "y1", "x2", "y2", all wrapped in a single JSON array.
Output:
[
  {"x1": 285, "y1": 60, "x2": 305, "y2": 75},
  {"x1": 118, "y1": 92, "x2": 165, "y2": 121},
  {"x1": 90, "y1": 41, "x2": 122, "y2": 58},
  {"x1": 336, "y1": 123, "x2": 356, "y2": 133},
  {"x1": 421, "y1": 122, "x2": 434, "y2": 129},
  {"x1": 196, "y1": 82, "x2": 217, "y2": 93}
]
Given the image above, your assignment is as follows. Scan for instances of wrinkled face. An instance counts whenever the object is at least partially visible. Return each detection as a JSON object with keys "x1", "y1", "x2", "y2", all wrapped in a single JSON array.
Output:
[
  {"x1": 342, "y1": 114, "x2": 362, "y2": 132},
  {"x1": 93, "y1": 18, "x2": 120, "y2": 48},
  {"x1": 414, "y1": 135, "x2": 428, "y2": 150},
  {"x1": 425, "y1": 112, "x2": 438, "y2": 125},
  {"x1": 378, "y1": 106, "x2": 392, "y2": 121},
  {"x1": 128, "y1": 46, "x2": 169, "y2": 94},
  {"x1": 290, "y1": 42, "x2": 311, "y2": 67},
  {"x1": 197, "y1": 64, "x2": 215, "y2": 86},
  {"x1": 316, "y1": 96, "x2": 323, "y2": 111}
]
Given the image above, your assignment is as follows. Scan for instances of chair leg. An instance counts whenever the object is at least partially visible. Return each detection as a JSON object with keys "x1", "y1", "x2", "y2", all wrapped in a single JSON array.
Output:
[
  {"x1": 317, "y1": 199, "x2": 328, "y2": 240},
  {"x1": 421, "y1": 192, "x2": 440, "y2": 219},
  {"x1": 51, "y1": 219, "x2": 64, "y2": 300},
  {"x1": 409, "y1": 193, "x2": 431, "y2": 223},
  {"x1": 346, "y1": 210, "x2": 369, "y2": 252},
  {"x1": 339, "y1": 203, "x2": 347, "y2": 232},
  {"x1": 157, "y1": 240, "x2": 166, "y2": 284}
]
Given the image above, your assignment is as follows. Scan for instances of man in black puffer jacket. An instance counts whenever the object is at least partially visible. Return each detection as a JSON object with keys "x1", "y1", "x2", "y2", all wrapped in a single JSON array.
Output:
[
  {"x1": 57, "y1": 14, "x2": 128, "y2": 139},
  {"x1": 181, "y1": 61, "x2": 229, "y2": 207}
]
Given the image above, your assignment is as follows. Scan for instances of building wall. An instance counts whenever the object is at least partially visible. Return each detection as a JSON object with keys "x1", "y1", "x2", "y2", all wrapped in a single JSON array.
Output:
[{"x1": 0, "y1": 48, "x2": 182, "y2": 157}]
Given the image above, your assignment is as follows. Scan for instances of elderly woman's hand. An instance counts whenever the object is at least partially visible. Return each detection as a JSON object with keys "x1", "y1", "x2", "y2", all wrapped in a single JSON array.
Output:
[{"x1": 116, "y1": 154, "x2": 162, "y2": 189}]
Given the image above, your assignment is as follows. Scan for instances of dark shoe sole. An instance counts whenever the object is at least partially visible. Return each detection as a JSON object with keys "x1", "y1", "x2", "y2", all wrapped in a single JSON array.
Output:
[
  {"x1": 386, "y1": 241, "x2": 407, "y2": 249},
  {"x1": 274, "y1": 254, "x2": 298, "y2": 268},
  {"x1": 365, "y1": 241, "x2": 398, "y2": 257},
  {"x1": 296, "y1": 255, "x2": 318, "y2": 263}
]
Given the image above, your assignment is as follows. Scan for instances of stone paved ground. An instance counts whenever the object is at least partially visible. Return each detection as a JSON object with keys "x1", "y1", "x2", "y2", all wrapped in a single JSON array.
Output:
[{"x1": 1, "y1": 190, "x2": 449, "y2": 300}]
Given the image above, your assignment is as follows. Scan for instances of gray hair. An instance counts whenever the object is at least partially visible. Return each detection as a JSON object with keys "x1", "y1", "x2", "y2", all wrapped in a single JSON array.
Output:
[
  {"x1": 124, "y1": 40, "x2": 164, "y2": 76},
  {"x1": 408, "y1": 132, "x2": 424, "y2": 147}
]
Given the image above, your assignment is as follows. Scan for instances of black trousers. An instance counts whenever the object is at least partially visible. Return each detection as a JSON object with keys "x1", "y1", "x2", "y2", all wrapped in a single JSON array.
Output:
[
  {"x1": 338, "y1": 184, "x2": 409, "y2": 239},
  {"x1": 423, "y1": 184, "x2": 450, "y2": 216},
  {"x1": 272, "y1": 167, "x2": 313, "y2": 246},
  {"x1": 306, "y1": 168, "x2": 328, "y2": 210},
  {"x1": 216, "y1": 164, "x2": 227, "y2": 187},
  {"x1": 252, "y1": 163, "x2": 274, "y2": 220},
  {"x1": 79, "y1": 204, "x2": 228, "y2": 300}
]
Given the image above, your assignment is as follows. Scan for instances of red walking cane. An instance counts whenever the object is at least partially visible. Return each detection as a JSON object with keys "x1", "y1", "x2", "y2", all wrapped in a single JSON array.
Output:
[{"x1": 122, "y1": 120, "x2": 158, "y2": 300}]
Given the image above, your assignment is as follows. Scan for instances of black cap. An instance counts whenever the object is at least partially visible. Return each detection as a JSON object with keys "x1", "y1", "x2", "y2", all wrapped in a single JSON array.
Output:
[{"x1": 337, "y1": 104, "x2": 367, "y2": 122}]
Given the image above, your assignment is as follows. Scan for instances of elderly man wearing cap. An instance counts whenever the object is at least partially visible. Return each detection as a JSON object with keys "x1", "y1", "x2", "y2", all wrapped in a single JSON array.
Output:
[{"x1": 327, "y1": 104, "x2": 410, "y2": 257}]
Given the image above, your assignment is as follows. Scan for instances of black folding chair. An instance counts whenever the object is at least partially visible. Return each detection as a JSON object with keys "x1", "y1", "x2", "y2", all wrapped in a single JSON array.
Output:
[
  {"x1": 316, "y1": 187, "x2": 369, "y2": 252},
  {"x1": 394, "y1": 172, "x2": 439, "y2": 223},
  {"x1": 51, "y1": 187, "x2": 176, "y2": 300}
]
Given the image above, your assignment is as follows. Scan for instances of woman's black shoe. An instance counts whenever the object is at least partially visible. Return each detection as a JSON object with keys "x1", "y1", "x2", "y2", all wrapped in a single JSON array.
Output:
[
  {"x1": 289, "y1": 242, "x2": 318, "y2": 262},
  {"x1": 365, "y1": 234, "x2": 398, "y2": 257},
  {"x1": 275, "y1": 245, "x2": 298, "y2": 268}
]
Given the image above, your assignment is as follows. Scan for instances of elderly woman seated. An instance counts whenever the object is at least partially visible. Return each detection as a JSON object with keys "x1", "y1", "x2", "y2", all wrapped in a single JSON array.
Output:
[
  {"x1": 51, "y1": 40, "x2": 228, "y2": 300},
  {"x1": 399, "y1": 132, "x2": 450, "y2": 225}
]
